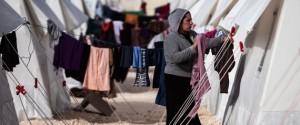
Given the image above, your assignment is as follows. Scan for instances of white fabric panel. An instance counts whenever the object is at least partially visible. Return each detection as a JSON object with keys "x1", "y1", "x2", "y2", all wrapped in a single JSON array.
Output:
[
  {"x1": 177, "y1": 0, "x2": 186, "y2": 9},
  {"x1": 185, "y1": 0, "x2": 198, "y2": 10},
  {"x1": 189, "y1": 0, "x2": 218, "y2": 27},
  {"x1": 208, "y1": 0, "x2": 235, "y2": 27},
  {"x1": 218, "y1": 0, "x2": 246, "y2": 30},
  {"x1": 169, "y1": 0, "x2": 180, "y2": 12},
  {"x1": 5, "y1": 0, "x2": 71, "y2": 121},
  {"x1": 31, "y1": 0, "x2": 65, "y2": 30},
  {"x1": 6, "y1": 0, "x2": 52, "y2": 120},
  {"x1": 82, "y1": 0, "x2": 97, "y2": 18},
  {"x1": 222, "y1": 0, "x2": 284, "y2": 124},
  {"x1": 219, "y1": 0, "x2": 271, "y2": 31},
  {"x1": 70, "y1": 0, "x2": 88, "y2": 38},
  {"x1": 46, "y1": 0, "x2": 66, "y2": 29},
  {"x1": 235, "y1": 0, "x2": 271, "y2": 31},
  {"x1": 256, "y1": 0, "x2": 300, "y2": 124},
  {"x1": 59, "y1": 0, "x2": 89, "y2": 31},
  {"x1": 0, "y1": 0, "x2": 25, "y2": 37},
  {"x1": 0, "y1": 61, "x2": 18, "y2": 125}
]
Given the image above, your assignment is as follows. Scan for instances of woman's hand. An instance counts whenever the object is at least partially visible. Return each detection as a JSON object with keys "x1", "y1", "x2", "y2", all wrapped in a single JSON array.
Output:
[
  {"x1": 193, "y1": 34, "x2": 200, "y2": 48},
  {"x1": 223, "y1": 35, "x2": 228, "y2": 42}
]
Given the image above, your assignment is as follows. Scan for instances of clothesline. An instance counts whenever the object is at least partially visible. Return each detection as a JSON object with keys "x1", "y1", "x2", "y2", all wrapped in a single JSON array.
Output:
[
  {"x1": 29, "y1": 22, "x2": 162, "y2": 121},
  {"x1": 2, "y1": 23, "x2": 95, "y2": 125}
]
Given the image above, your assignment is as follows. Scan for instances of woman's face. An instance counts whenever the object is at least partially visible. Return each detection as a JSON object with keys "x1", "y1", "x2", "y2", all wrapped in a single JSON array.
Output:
[{"x1": 179, "y1": 13, "x2": 193, "y2": 33}]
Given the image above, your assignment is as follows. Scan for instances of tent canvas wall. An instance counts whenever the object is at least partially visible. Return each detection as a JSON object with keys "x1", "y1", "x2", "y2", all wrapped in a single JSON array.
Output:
[
  {"x1": 0, "y1": 2, "x2": 21, "y2": 123},
  {"x1": 0, "y1": 0, "x2": 88, "y2": 122},
  {"x1": 223, "y1": 0, "x2": 300, "y2": 124},
  {"x1": 202, "y1": 0, "x2": 275, "y2": 119},
  {"x1": 4, "y1": 0, "x2": 70, "y2": 121}
]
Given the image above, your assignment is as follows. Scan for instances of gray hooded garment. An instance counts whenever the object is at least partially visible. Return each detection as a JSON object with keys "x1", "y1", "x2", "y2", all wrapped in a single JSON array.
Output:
[{"x1": 164, "y1": 8, "x2": 224, "y2": 77}]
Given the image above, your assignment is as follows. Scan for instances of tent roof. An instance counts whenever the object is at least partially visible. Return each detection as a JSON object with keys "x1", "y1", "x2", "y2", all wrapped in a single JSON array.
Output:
[{"x1": 0, "y1": 0, "x2": 25, "y2": 37}]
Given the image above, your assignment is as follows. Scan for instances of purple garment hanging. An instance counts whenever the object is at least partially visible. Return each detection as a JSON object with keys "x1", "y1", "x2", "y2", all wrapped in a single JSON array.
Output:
[
  {"x1": 53, "y1": 32, "x2": 84, "y2": 70},
  {"x1": 188, "y1": 34, "x2": 211, "y2": 117}
]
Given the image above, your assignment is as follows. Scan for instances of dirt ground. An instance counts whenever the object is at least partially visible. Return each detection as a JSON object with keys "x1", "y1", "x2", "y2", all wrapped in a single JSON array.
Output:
[{"x1": 20, "y1": 68, "x2": 221, "y2": 125}]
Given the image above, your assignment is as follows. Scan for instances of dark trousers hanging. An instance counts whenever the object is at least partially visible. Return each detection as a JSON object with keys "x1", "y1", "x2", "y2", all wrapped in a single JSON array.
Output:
[{"x1": 164, "y1": 73, "x2": 201, "y2": 125}]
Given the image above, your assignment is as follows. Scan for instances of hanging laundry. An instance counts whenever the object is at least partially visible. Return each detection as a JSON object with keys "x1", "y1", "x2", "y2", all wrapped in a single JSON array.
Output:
[
  {"x1": 138, "y1": 28, "x2": 155, "y2": 48},
  {"x1": 138, "y1": 15, "x2": 157, "y2": 28},
  {"x1": 120, "y1": 23, "x2": 134, "y2": 46},
  {"x1": 53, "y1": 32, "x2": 84, "y2": 70},
  {"x1": 112, "y1": 47, "x2": 129, "y2": 83},
  {"x1": 120, "y1": 46, "x2": 133, "y2": 68},
  {"x1": 111, "y1": 10, "x2": 125, "y2": 21},
  {"x1": 204, "y1": 29, "x2": 217, "y2": 54},
  {"x1": 146, "y1": 20, "x2": 166, "y2": 34},
  {"x1": 47, "y1": 19, "x2": 61, "y2": 48},
  {"x1": 85, "y1": 18, "x2": 102, "y2": 37},
  {"x1": 155, "y1": 3, "x2": 170, "y2": 19},
  {"x1": 0, "y1": 31, "x2": 19, "y2": 72},
  {"x1": 134, "y1": 48, "x2": 150, "y2": 87},
  {"x1": 213, "y1": 42, "x2": 235, "y2": 93},
  {"x1": 153, "y1": 42, "x2": 167, "y2": 106},
  {"x1": 147, "y1": 28, "x2": 171, "y2": 48},
  {"x1": 112, "y1": 21, "x2": 123, "y2": 44},
  {"x1": 65, "y1": 43, "x2": 91, "y2": 83},
  {"x1": 125, "y1": 14, "x2": 139, "y2": 27},
  {"x1": 99, "y1": 21, "x2": 116, "y2": 44},
  {"x1": 131, "y1": 28, "x2": 140, "y2": 46},
  {"x1": 188, "y1": 34, "x2": 211, "y2": 118},
  {"x1": 207, "y1": 28, "x2": 234, "y2": 93},
  {"x1": 103, "y1": 5, "x2": 113, "y2": 18},
  {"x1": 83, "y1": 46, "x2": 111, "y2": 91},
  {"x1": 132, "y1": 46, "x2": 142, "y2": 68},
  {"x1": 152, "y1": 42, "x2": 164, "y2": 88},
  {"x1": 140, "y1": 1, "x2": 147, "y2": 15}
]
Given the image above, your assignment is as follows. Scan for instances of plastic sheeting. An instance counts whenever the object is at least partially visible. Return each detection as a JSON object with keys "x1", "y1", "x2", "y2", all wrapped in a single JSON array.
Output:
[{"x1": 0, "y1": 0, "x2": 25, "y2": 37}]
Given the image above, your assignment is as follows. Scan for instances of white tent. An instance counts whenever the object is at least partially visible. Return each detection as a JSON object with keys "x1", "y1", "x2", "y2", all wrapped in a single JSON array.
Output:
[
  {"x1": 0, "y1": 2, "x2": 22, "y2": 124},
  {"x1": 189, "y1": 0, "x2": 218, "y2": 28},
  {"x1": 222, "y1": 0, "x2": 300, "y2": 124},
  {"x1": 175, "y1": 0, "x2": 300, "y2": 124},
  {"x1": 202, "y1": 0, "x2": 274, "y2": 120},
  {"x1": 0, "y1": 0, "x2": 87, "y2": 122},
  {"x1": 4, "y1": 0, "x2": 71, "y2": 121}
]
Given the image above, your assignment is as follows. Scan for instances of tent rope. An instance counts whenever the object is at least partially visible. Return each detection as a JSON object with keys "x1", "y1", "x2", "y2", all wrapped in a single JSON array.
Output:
[
  {"x1": 3, "y1": 30, "x2": 70, "y2": 125},
  {"x1": 3, "y1": 67, "x2": 53, "y2": 125},
  {"x1": 25, "y1": 23, "x2": 96, "y2": 125},
  {"x1": 18, "y1": 95, "x2": 33, "y2": 125}
]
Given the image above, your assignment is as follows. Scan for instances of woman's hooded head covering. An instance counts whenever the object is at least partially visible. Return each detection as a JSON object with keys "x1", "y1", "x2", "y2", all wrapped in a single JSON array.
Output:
[{"x1": 168, "y1": 8, "x2": 189, "y2": 33}]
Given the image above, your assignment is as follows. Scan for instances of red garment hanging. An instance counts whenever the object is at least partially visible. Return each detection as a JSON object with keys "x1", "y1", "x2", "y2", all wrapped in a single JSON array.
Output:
[{"x1": 101, "y1": 22, "x2": 111, "y2": 32}]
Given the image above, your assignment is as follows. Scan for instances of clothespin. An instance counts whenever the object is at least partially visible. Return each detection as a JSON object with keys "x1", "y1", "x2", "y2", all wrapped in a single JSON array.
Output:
[
  {"x1": 34, "y1": 78, "x2": 38, "y2": 88},
  {"x1": 230, "y1": 27, "x2": 236, "y2": 43},
  {"x1": 16, "y1": 85, "x2": 26, "y2": 95},
  {"x1": 239, "y1": 41, "x2": 244, "y2": 52}
]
